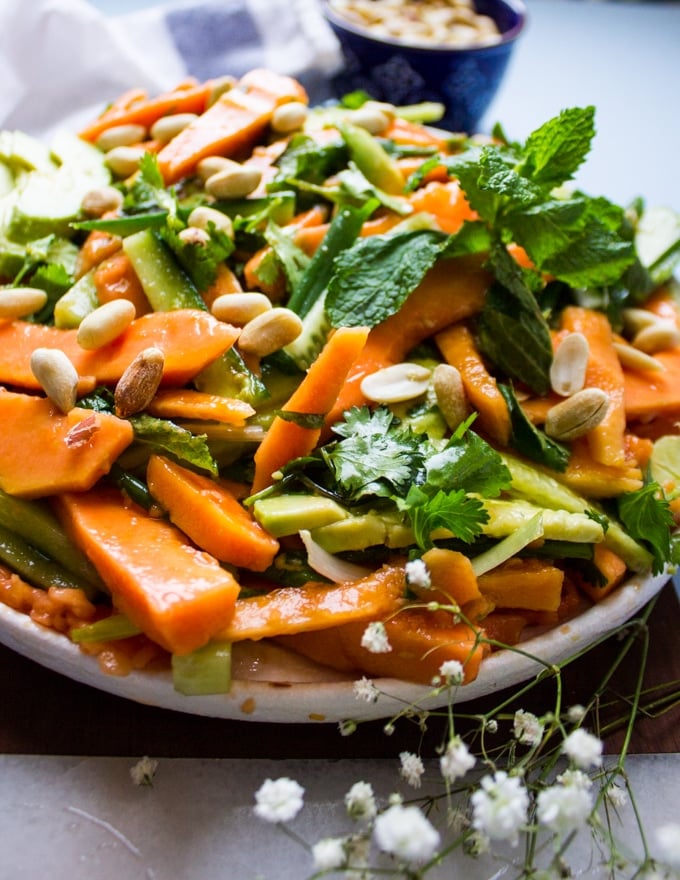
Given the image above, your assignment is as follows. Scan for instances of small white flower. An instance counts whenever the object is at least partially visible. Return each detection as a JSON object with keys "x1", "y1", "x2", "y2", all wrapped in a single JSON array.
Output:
[
  {"x1": 374, "y1": 803, "x2": 440, "y2": 863},
  {"x1": 405, "y1": 557, "x2": 431, "y2": 588},
  {"x1": 345, "y1": 781, "x2": 377, "y2": 822},
  {"x1": 439, "y1": 735, "x2": 475, "y2": 784},
  {"x1": 312, "y1": 837, "x2": 347, "y2": 870},
  {"x1": 439, "y1": 659, "x2": 465, "y2": 685},
  {"x1": 353, "y1": 676, "x2": 380, "y2": 703},
  {"x1": 562, "y1": 728, "x2": 603, "y2": 769},
  {"x1": 485, "y1": 719, "x2": 499, "y2": 734},
  {"x1": 339, "y1": 719, "x2": 357, "y2": 737},
  {"x1": 388, "y1": 792, "x2": 404, "y2": 806},
  {"x1": 536, "y1": 782, "x2": 593, "y2": 835},
  {"x1": 556, "y1": 768, "x2": 592, "y2": 790},
  {"x1": 470, "y1": 770, "x2": 529, "y2": 844},
  {"x1": 567, "y1": 704, "x2": 587, "y2": 723},
  {"x1": 399, "y1": 751, "x2": 425, "y2": 788},
  {"x1": 254, "y1": 777, "x2": 305, "y2": 824},
  {"x1": 656, "y1": 822, "x2": 680, "y2": 868},
  {"x1": 605, "y1": 781, "x2": 628, "y2": 809},
  {"x1": 464, "y1": 830, "x2": 490, "y2": 856},
  {"x1": 513, "y1": 709, "x2": 544, "y2": 746},
  {"x1": 129, "y1": 756, "x2": 158, "y2": 786},
  {"x1": 361, "y1": 621, "x2": 392, "y2": 653}
]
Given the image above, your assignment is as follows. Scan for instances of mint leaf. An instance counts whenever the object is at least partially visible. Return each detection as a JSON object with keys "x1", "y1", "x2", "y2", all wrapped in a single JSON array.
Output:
[
  {"x1": 617, "y1": 482, "x2": 674, "y2": 575},
  {"x1": 130, "y1": 414, "x2": 218, "y2": 476},
  {"x1": 517, "y1": 106, "x2": 596, "y2": 189},
  {"x1": 499, "y1": 383, "x2": 570, "y2": 472},
  {"x1": 477, "y1": 244, "x2": 553, "y2": 394},
  {"x1": 326, "y1": 228, "x2": 449, "y2": 328},
  {"x1": 405, "y1": 486, "x2": 488, "y2": 550}
]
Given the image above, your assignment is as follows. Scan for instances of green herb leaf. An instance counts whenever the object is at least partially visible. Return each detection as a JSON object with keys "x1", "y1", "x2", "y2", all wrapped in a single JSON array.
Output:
[
  {"x1": 617, "y1": 481, "x2": 674, "y2": 575},
  {"x1": 425, "y1": 428, "x2": 511, "y2": 498},
  {"x1": 323, "y1": 406, "x2": 426, "y2": 500},
  {"x1": 130, "y1": 414, "x2": 218, "y2": 476},
  {"x1": 326, "y1": 228, "x2": 449, "y2": 328},
  {"x1": 517, "y1": 106, "x2": 596, "y2": 189},
  {"x1": 405, "y1": 485, "x2": 488, "y2": 550},
  {"x1": 499, "y1": 383, "x2": 570, "y2": 472}
]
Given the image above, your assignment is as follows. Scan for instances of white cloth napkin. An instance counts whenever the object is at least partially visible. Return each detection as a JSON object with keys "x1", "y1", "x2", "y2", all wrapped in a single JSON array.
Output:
[{"x1": 0, "y1": 0, "x2": 342, "y2": 137}]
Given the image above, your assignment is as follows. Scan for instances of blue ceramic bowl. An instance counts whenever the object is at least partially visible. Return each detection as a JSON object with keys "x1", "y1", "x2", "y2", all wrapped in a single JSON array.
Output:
[{"x1": 321, "y1": 0, "x2": 527, "y2": 133}]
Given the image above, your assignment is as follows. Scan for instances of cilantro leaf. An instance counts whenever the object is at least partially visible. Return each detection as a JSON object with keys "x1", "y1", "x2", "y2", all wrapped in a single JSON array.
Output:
[
  {"x1": 326, "y1": 228, "x2": 449, "y2": 328},
  {"x1": 323, "y1": 406, "x2": 426, "y2": 500},
  {"x1": 425, "y1": 428, "x2": 511, "y2": 497},
  {"x1": 162, "y1": 222, "x2": 234, "y2": 292},
  {"x1": 404, "y1": 485, "x2": 488, "y2": 550},
  {"x1": 617, "y1": 482, "x2": 675, "y2": 575}
]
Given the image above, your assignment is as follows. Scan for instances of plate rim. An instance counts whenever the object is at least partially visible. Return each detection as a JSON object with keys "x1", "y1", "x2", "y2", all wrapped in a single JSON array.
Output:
[{"x1": 0, "y1": 570, "x2": 670, "y2": 723}]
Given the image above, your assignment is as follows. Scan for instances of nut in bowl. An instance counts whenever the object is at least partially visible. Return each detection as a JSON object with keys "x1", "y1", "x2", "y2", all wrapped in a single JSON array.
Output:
[{"x1": 322, "y1": 0, "x2": 527, "y2": 133}]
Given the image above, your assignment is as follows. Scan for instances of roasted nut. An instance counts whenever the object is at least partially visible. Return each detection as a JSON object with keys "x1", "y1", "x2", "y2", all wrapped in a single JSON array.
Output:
[
  {"x1": 204, "y1": 161, "x2": 262, "y2": 199},
  {"x1": 544, "y1": 387, "x2": 610, "y2": 441},
  {"x1": 77, "y1": 299, "x2": 136, "y2": 350},
  {"x1": 81, "y1": 185, "x2": 124, "y2": 217},
  {"x1": 206, "y1": 74, "x2": 238, "y2": 108},
  {"x1": 104, "y1": 145, "x2": 146, "y2": 179},
  {"x1": 150, "y1": 113, "x2": 198, "y2": 143},
  {"x1": 631, "y1": 320, "x2": 680, "y2": 354},
  {"x1": 114, "y1": 347, "x2": 165, "y2": 418},
  {"x1": 187, "y1": 206, "x2": 234, "y2": 237},
  {"x1": 96, "y1": 123, "x2": 147, "y2": 152},
  {"x1": 196, "y1": 155, "x2": 233, "y2": 182},
  {"x1": 360, "y1": 362, "x2": 432, "y2": 403},
  {"x1": 238, "y1": 308, "x2": 303, "y2": 358},
  {"x1": 621, "y1": 307, "x2": 659, "y2": 337},
  {"x1": 271, "y1": 101, "x2": 309, "y2": 134},
  {"x1": 0, "y1": 286, "x2": 48, "y2": 319},
  {"x1": 30, "y1": 347, "x2": 79, "y2": 414},
  {"x1": 177, "y1": 226, "x2": 211, "y2": 246},
  {"x1": 613, "y1": 341, "x2": 665, "y2": 372},
  {"x1": 549, "y1": 331, "x2": 589, "y2": 397},
  {"x1": 348, "y1": 104, "x2": 392, "y2": 135},
  {"x1": 432, "y1": 362, "x2": 468, "y2": 429},
  {"x1": 211, "y1": 292, "x2": 272, "y2": 326}
]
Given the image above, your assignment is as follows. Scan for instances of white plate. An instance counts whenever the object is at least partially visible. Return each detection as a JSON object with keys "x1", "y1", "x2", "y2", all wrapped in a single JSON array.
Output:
[{"x1": 0, "y1": 570, "x2": 670, "y2": 723}]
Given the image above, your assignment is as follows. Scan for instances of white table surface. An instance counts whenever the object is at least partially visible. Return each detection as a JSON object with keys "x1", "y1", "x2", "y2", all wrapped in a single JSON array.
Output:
[{"x1": 3, "y1": 1, "x2": 680, "y2": 877}]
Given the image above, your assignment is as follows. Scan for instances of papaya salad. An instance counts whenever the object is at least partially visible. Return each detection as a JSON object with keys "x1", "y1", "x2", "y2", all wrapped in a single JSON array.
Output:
[{"x1": 0, "y1": 68, "x2": 679, "y2": 699}]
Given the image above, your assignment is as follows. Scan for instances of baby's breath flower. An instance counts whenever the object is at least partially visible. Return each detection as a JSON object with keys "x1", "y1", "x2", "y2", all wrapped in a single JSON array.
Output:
[
  {"x1": 374, "y1": 803, "x2": 440, "y2": 863},
  {"x1": 485, "y1": 719, "x2": 499, "y2": 734},
  {"x1": 536, "y1": 781, "x2": 593, "y2": 835},
  {"x1": 254, "y1": 777, "x2": 305, "y2": 824},
  {"x1": 561, "y1": 728, "x2": 603, "y2": 769},
  {"x1": 129, "y1": 756, "x2": 158, "y2": 786},
  {"x1": 353, "y1": 676, "x2": 380, "y2": 703},
  {"x1": 383, "y1": 722, "x2": 395, "y2": 736},
  {"x1": 656, "y1": 822, "x2": 680, "y2": 868},
  {"x1": 605, "y1": 781, "x2": 628, "y2": 809},
  {"x1": 405, "y1": 557, "x2": 431, "y2": 588},
  {"x1": 513, "y1": 709, "x2": 544, "y2": 746},
  {"x1": 439, "y1": 659, "x2": 465, "y2": 685},
  {"x1": 339, "y1": 719, "x2": 357, "y2": 737},
  {"x1": 399, "y1": 751, "x2": 425, "y2": 788},
  {"x1": 439, "y1": 735, "x2": 475, "y2": 784},
  {"x1": 388, "y1": 792, "x2": 404, "y2": 806},
  {"x1": 345, "y1": 781, "x2": 377, "y2": 822},
  {"x1": 556, "y1": 768, "x2": 592, "y2": 790},
  {"x1": 312, "y1": 836, "x2": 347, "y2": 870},
  {"x1": 361, "y1": 621, "x2": 391, "y2": 654},
  {"x1": 470, "y1": 770, "x2": 529, "y2": 844},
  {"x1": 464, "y1": 830, "x2": 490, "y2": 857},
  {"x1": 567, "y1": 704, "x2": 587, "y2": 723}
]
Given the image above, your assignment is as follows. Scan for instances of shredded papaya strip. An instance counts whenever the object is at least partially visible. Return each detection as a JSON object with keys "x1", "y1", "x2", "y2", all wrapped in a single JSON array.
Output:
[{"x1": 251, "y1": 325, "x2": 370, "y2": 493}]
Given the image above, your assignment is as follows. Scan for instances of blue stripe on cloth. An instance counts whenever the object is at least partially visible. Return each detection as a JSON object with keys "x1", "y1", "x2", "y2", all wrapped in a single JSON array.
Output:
[{"x1": 165, "y1": 2, "x2": 265, "y2": 81}]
